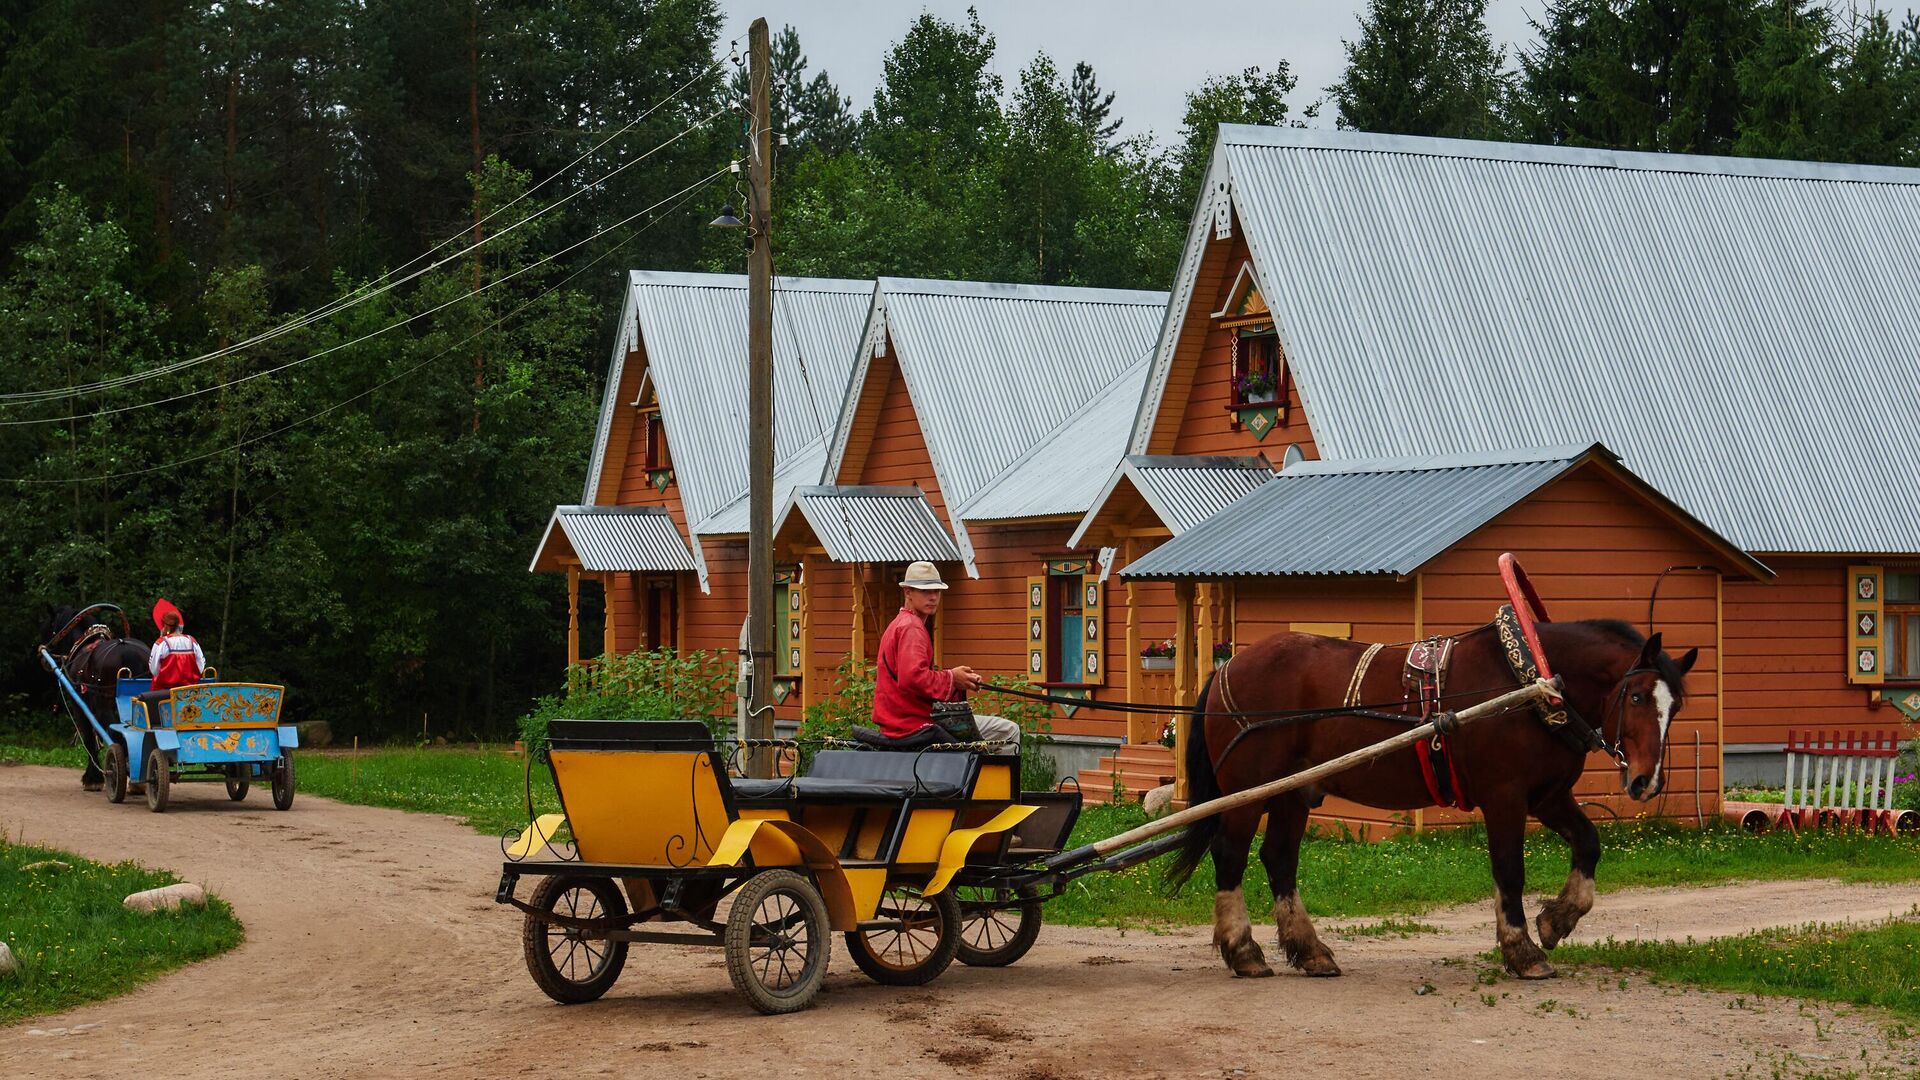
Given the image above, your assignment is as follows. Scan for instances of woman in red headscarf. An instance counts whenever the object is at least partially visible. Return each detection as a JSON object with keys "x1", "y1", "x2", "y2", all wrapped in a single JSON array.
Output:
[{"x1": 147, "y1": 599, "x2": 206, "y2": 691}]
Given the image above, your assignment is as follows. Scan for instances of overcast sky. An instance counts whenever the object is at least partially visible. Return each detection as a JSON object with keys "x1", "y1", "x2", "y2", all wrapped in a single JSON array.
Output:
[{"x1": 712, "y1": 0, "x2": 1546, "y2": 141}]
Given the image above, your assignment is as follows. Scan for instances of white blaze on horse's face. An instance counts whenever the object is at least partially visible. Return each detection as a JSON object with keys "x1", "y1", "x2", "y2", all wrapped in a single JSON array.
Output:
[{"x1": 1648, "y1": 678, "x2": 1676, "y2": 795}]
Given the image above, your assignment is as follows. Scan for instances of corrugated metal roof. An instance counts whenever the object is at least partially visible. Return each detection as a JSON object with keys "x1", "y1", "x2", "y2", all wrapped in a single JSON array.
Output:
[
  {"x1": 780, "y1": 486, "x2": 964, "y2": 563},
  {"x1": 1129, "y1": 455, "x2": 1276, "y2": 533},
  {"x1": 843, "y1": 278, "x2": 1168, "y2": 524},
  {"x1": 1134, "y1": 126, "x2": 1920, "y2": 555},
  {"x1": 958, "y1": 357, "x2": 1153, "y2": 521},
  {"x1": 1121, "y1": 447, "x2": 1586, "y2": 578},
  {"x1": 530, "y1": 505, "x2": 698, "y2": 573},
  {"x1": 583, "y1": 271, "x2": 872, "y2": 537},
  {"x1": 695, "y1": 437, "x2": 828, "y2": 537}
]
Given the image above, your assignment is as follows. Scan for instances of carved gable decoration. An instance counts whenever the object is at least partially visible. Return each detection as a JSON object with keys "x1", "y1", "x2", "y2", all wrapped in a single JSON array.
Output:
[{"x1": 1211, "y1": 261, "x2": 1270, "y2": 328}]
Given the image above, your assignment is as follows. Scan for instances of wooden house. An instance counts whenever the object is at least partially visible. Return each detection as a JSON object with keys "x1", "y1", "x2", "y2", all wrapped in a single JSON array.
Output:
[{"x1": 1077, "y1": 126, "x2": 1920, "y2": 820}]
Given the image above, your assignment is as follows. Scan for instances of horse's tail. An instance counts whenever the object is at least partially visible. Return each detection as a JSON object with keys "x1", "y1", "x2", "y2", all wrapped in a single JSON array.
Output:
[{"x1": 1165, "y1": 669, "x2": 1222, "y2": 891}]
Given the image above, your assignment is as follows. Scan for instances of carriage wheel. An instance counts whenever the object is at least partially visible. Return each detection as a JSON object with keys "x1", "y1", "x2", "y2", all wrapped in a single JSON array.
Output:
[
  {"x1": 144, "y1": 749, "x2": 171, "y2": 813},
  {"x1": 225, "y1": 764, "x2": 250, "y2": 802},
  {"x1": 104, "y1": 744, "x2": 128, "y2": 804},
  {"x1": 954, "y1": 885, "x2": 1044, "y2": 968},
  {"x1": 271, "y1": 752, "x2": 295, "y2": 811},
  {"x1": 845, "y1": 885, "x2": 961, "y2": 986},
  {"x1": 725, "y1": 870, "x2": 829, "y2": 1014},
  {"x1": 521, "y1": 875, "x2": 630, "y2": 1004}
]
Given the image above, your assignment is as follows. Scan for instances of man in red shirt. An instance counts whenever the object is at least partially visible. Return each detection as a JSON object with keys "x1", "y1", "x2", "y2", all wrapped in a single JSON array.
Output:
[{"x1": 873, "y1": 562, "x2": 1020, "y2": 749}]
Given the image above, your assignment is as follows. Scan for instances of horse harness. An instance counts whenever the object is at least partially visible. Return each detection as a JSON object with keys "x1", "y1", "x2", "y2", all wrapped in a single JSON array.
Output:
[{"x1": 1494, "y1": 604, "x2": 1639, "y2": 768}]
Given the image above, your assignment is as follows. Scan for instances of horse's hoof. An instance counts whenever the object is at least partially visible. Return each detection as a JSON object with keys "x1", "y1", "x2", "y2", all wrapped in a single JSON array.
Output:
[
  {"x1": 82, "y1": 781, "x2": 103, "y2": 792},
  {"x1": 1233, "y1": 964, "x2": 1276, "y2": 979},
  {"x1": 1509, "y1": 959, "x2": 1556, "y2": 980},
  {"x1": 1536, "y1": 913, "x2": 1569, "y2": 950},
  {"x1": 1301, "y1": 957, "x2": 1343, "y2": 977}
]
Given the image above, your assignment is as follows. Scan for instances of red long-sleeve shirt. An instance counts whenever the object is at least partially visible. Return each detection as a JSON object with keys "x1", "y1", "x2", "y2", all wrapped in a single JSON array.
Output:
[{"x1": 873, "y1": 607, "x2": 961, "y2": 737}]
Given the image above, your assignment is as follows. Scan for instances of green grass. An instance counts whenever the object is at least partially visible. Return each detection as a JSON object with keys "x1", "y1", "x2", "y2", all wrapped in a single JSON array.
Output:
[
  {"x1": 0, "y1": 840, "x2": 245, "y2": 1025},
  {"x1": 1553, "y1": 916, "x2": 1920, "y2": 1022},
  {"x1": 1041, "y1": 802, "x2": 1920, "y2": 926},
  {"x1": 1337, "y1": 916, "x2": 1439, "y2": 938},
  {"x1": 296, "y1": 747, "x2": 563, "y2": 839}
]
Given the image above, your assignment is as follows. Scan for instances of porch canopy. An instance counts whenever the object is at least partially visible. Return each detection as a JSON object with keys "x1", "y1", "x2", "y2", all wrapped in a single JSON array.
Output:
[
  {"x1": 529, "y1": 505, "x2": 699, "y2": 574},
  {"x1": 1120, "y1": 444, "x2": 1770, "y2": 581},
  {"x1": 774, "y1": 486, "x2": 963, "y2": 564},
  {"x1": 1070, "y1": 454, "x2": 1274, "y2": 550}
]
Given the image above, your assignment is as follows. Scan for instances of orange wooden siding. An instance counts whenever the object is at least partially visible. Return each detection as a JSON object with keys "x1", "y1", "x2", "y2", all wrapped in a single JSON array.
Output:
[{"x1": 1722, "y1": 558, "x2": 1880, "y2": 747}]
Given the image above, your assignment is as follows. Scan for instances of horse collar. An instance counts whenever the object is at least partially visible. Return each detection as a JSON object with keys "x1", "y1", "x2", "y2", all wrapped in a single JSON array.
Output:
[{"x1": 1494, "y1": 605, "x2": 1614, "y2": 759}]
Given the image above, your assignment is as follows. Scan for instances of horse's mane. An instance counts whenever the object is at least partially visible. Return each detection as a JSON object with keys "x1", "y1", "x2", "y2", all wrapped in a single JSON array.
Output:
[{"x1": 1562, "y1": 618, "x2": 1687, "y2": 706}]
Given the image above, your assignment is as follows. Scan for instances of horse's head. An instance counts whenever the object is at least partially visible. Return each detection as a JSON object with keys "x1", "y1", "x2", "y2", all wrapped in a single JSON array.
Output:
[{"x1": 1604, "y1": 630, "x2": 1698, "y2": 801}]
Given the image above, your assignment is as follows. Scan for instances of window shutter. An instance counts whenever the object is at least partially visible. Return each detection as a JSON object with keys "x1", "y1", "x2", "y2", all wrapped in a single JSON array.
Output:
[
  {"x1": 1025, "y1": 576, "x2": 1049, "y2": 682},
  {"x1": 1080, "y1": 573, "x2": 1105, "y2": 686},
  {"x1": 1848, "y1": 565, "x2": 1884, "y2": 685}
]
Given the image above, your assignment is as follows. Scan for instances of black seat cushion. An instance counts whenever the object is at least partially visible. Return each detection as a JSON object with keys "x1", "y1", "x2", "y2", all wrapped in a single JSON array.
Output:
[
  {"x1": 730, "y1": 777, "x2": 792, "y2": 801},
  {"x1": 794, "y1": 749, "x2": 973, "y2": 800},
  {"x1": 850, "y1": 724, "x2": 945, "y2": 750}
]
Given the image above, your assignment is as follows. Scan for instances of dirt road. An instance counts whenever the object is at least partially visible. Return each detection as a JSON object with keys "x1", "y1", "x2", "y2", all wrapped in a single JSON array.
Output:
[{"x1": 4, "y1": 761, "x2": 1917, "y2": 1079}]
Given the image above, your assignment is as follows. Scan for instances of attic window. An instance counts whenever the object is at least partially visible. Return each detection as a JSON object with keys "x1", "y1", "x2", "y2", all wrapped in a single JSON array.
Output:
[{"x1": 1232, "y1": 331, "x2": 1286, "y2": 408}]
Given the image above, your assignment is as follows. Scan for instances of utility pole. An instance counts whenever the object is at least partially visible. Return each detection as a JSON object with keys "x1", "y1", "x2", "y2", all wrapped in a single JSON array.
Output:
[{"x1": 744, "y1": 18, "x2": 776, "y2": 776}]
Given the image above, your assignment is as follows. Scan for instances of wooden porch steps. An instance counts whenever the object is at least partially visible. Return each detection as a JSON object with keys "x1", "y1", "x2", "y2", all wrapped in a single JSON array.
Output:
[{"x1": 1077, "y1": 744, "x2": 1176, "y2": 805}]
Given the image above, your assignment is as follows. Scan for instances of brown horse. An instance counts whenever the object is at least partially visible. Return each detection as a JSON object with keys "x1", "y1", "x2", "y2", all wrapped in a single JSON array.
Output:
[{"x1": 1167, "y1": 619, "x2": 1697, "y2": 980}]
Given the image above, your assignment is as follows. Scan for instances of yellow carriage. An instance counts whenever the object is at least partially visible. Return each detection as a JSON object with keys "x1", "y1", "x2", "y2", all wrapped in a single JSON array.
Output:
[{"x1": 496, "y1": 720, "x2": 1079, "y2": 1014}]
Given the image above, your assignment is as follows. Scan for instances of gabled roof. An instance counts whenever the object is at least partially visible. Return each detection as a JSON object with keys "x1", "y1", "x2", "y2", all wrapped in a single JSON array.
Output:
[
  {"x1": 826, "y1": 277, "x2": 1167, "y2": 562},
  {"x1": 583, "y1": 271, "x2": 872, "y2": 537},
  {"x1": 775, "y1": 486, "x2": 964, "y2": 563},
  {"x1": 1069, "y1": 454, "x2": 1275, "y2": 549},
  {"x1": 1120, "y1": 444, "x2": 1770, "y2": 580},
  {"x1": 1131, "y1": 125, "x2": 1920, "y2": 555},
  {"x1": 530, "y1": 506, "x2": 699, "y2": 574},
  {"x1": 957, "y1": 356, "x2": 1153, "y2": 522}
]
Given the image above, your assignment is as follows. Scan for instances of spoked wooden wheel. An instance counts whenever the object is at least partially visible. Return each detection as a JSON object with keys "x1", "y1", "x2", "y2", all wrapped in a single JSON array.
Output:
[
  {"x1": 725, "y1": 870, "x2": 829, "y2": 1015},
  {"x1": 954, "y1": 885, "x2": 1044, "y2": 967},
  {"x1": 225, "y1": 764, "x2": 250, "y2": 802},
  {"x1": 521, "y1": 875, "x2": 629, "y2": 1004},
  {"x1": 144, "y1": 749, "x2": 171, "y2": 813},
  {"x1": 846, "y1": 885, "x2": 961, "y2": 986},
  {"x1": 104, "y1": 744, "x2": 128, "y2": 804},
  {"x1": 271, "y1": 752, "x2": 295, "y2": 811}
]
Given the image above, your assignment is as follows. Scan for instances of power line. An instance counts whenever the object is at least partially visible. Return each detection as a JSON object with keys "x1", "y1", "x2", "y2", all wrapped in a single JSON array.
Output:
[
  {"x1": 4, "y1": 169, "x2": 729, "y2": 486},
  {"x1": 0, "y1": 67, "x2": 736, "y2": 407},
  {"x1": 0, "y1": 162, "x2": 733, "y2": 428}
]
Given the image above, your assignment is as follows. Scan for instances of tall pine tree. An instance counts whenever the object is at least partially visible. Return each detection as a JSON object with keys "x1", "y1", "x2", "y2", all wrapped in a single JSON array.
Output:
[{"x1": 1330, "y1": 0, "x2": 1510, "y2": 139}]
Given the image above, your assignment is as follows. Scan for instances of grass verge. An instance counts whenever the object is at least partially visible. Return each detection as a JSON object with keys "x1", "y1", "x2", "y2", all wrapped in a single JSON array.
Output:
[
  {"x1": 0, "y1": 840, "x2": 245, "y2": 1025},
  {"x1": 1551, "y1": 916, "x2": 1920, "y2": 1022}
]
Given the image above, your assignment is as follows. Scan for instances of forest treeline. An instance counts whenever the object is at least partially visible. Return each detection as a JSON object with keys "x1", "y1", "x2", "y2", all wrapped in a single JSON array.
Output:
[{"x1": 2, "y1": 0, "x2": 1914, "y2": 735}]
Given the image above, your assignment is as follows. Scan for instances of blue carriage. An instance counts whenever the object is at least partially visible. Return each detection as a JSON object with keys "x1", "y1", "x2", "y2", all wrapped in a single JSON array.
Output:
[{"x1": 42, "y1": 647, "x2": 298, "y2": 812}]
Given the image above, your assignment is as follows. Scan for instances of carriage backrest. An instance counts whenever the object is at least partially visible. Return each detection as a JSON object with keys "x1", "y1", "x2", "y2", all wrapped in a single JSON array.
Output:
[
  {"x1": 545, "y1": 719, "x2": 732, "y2": 866},
  {"x1": 803, "y1": 749, "x2": 979, "y2": 799}
]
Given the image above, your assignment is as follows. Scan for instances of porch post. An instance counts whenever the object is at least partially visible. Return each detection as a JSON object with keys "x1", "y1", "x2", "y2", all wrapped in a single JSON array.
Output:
[
  {"x1": 1196, "y1": 582, "x2": 1217, "y2": 694},
  {"x1": 602, "y1": 573, "x2": 617, "y2": 660},
  {"x1": 1123, "y1": 538, "x2": 1143, "y2": 743},
  {"x1": 566, "y1": 565, "x2": 581, "y2": 669},
  {"x1": 1172, "y1": 578, "x2": 1196, "y2": 803},
  {"x1": 850, "y1": 562, "x2": 867, "y2": 659}
]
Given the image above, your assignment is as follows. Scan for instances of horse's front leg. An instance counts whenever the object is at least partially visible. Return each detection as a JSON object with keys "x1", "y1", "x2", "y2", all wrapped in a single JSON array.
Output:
[
  {"x1": 1531, "y1": 788, "x2": 1599, "y2": 950},
  {"x1": 1261, "y1": 795, "x2": 1339, "y2": 975},
  {"x1": 1484, "y1": 800, "x2": 1555, "y2": 979},
  {"x1": 1210, "y1": 806, "x2": 1273, "y2": 978}
]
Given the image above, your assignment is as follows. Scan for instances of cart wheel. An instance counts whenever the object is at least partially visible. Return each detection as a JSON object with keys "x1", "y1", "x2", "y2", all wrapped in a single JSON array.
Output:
[
  {"x1": 845, "y1": 885, "x2": 961, "y2": 986},
  {"x1": 144, "y1": 749, "x2": 170, "y2": 813},
  {"x1": 271, "y1": 752, "x2": 295, "y2": 811},
  {"x1": 521, "y1": 875, "x2": 630, "y2": 1004},
  {"x1": 955, "y1": 885, "x2": 1044, "y2": 967},
  {"x1": 104, "y1": 744, "x2": 128, "y2": 804},
  {"x1": 225, "y1": 764, "x2": 250, "y2": 802},
  {"x1": 725, "y1": 869, "x2": 830, "y2": 1014}
]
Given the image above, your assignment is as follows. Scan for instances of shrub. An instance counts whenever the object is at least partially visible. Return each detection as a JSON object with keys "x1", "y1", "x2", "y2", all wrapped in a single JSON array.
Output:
[{"x1": 516, "y1": 649, "x2": 735, "y2": 753}]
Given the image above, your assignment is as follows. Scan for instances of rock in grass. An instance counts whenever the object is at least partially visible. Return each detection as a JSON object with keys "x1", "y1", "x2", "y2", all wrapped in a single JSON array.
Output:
[
  {"x1": 1143, "y1": 783, "x2": 1175, "y2": 818},
  {"x1": 0, "y1": 941, "x2": 17, "y2": 976},
  {"x1": 21, "y1": 860, "x2": 71, "y2": 873},
  {"x1": 295, "y1": 720, "x2": 332, "y2": 748},
  {"x1": 124, "y1": 883, "x2": 206, "y2": 913}
]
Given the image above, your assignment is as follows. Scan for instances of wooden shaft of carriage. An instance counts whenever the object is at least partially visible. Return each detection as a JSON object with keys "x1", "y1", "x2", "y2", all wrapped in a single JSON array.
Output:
[{"x1": 1044, "y1": 677, "x2": 1562, "y2": 870}]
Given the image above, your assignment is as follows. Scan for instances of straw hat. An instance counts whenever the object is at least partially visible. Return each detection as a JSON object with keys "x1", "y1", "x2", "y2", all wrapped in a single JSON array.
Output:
[{"x1": 899, "y1": 561, "x2": 950, "y2": 590}]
